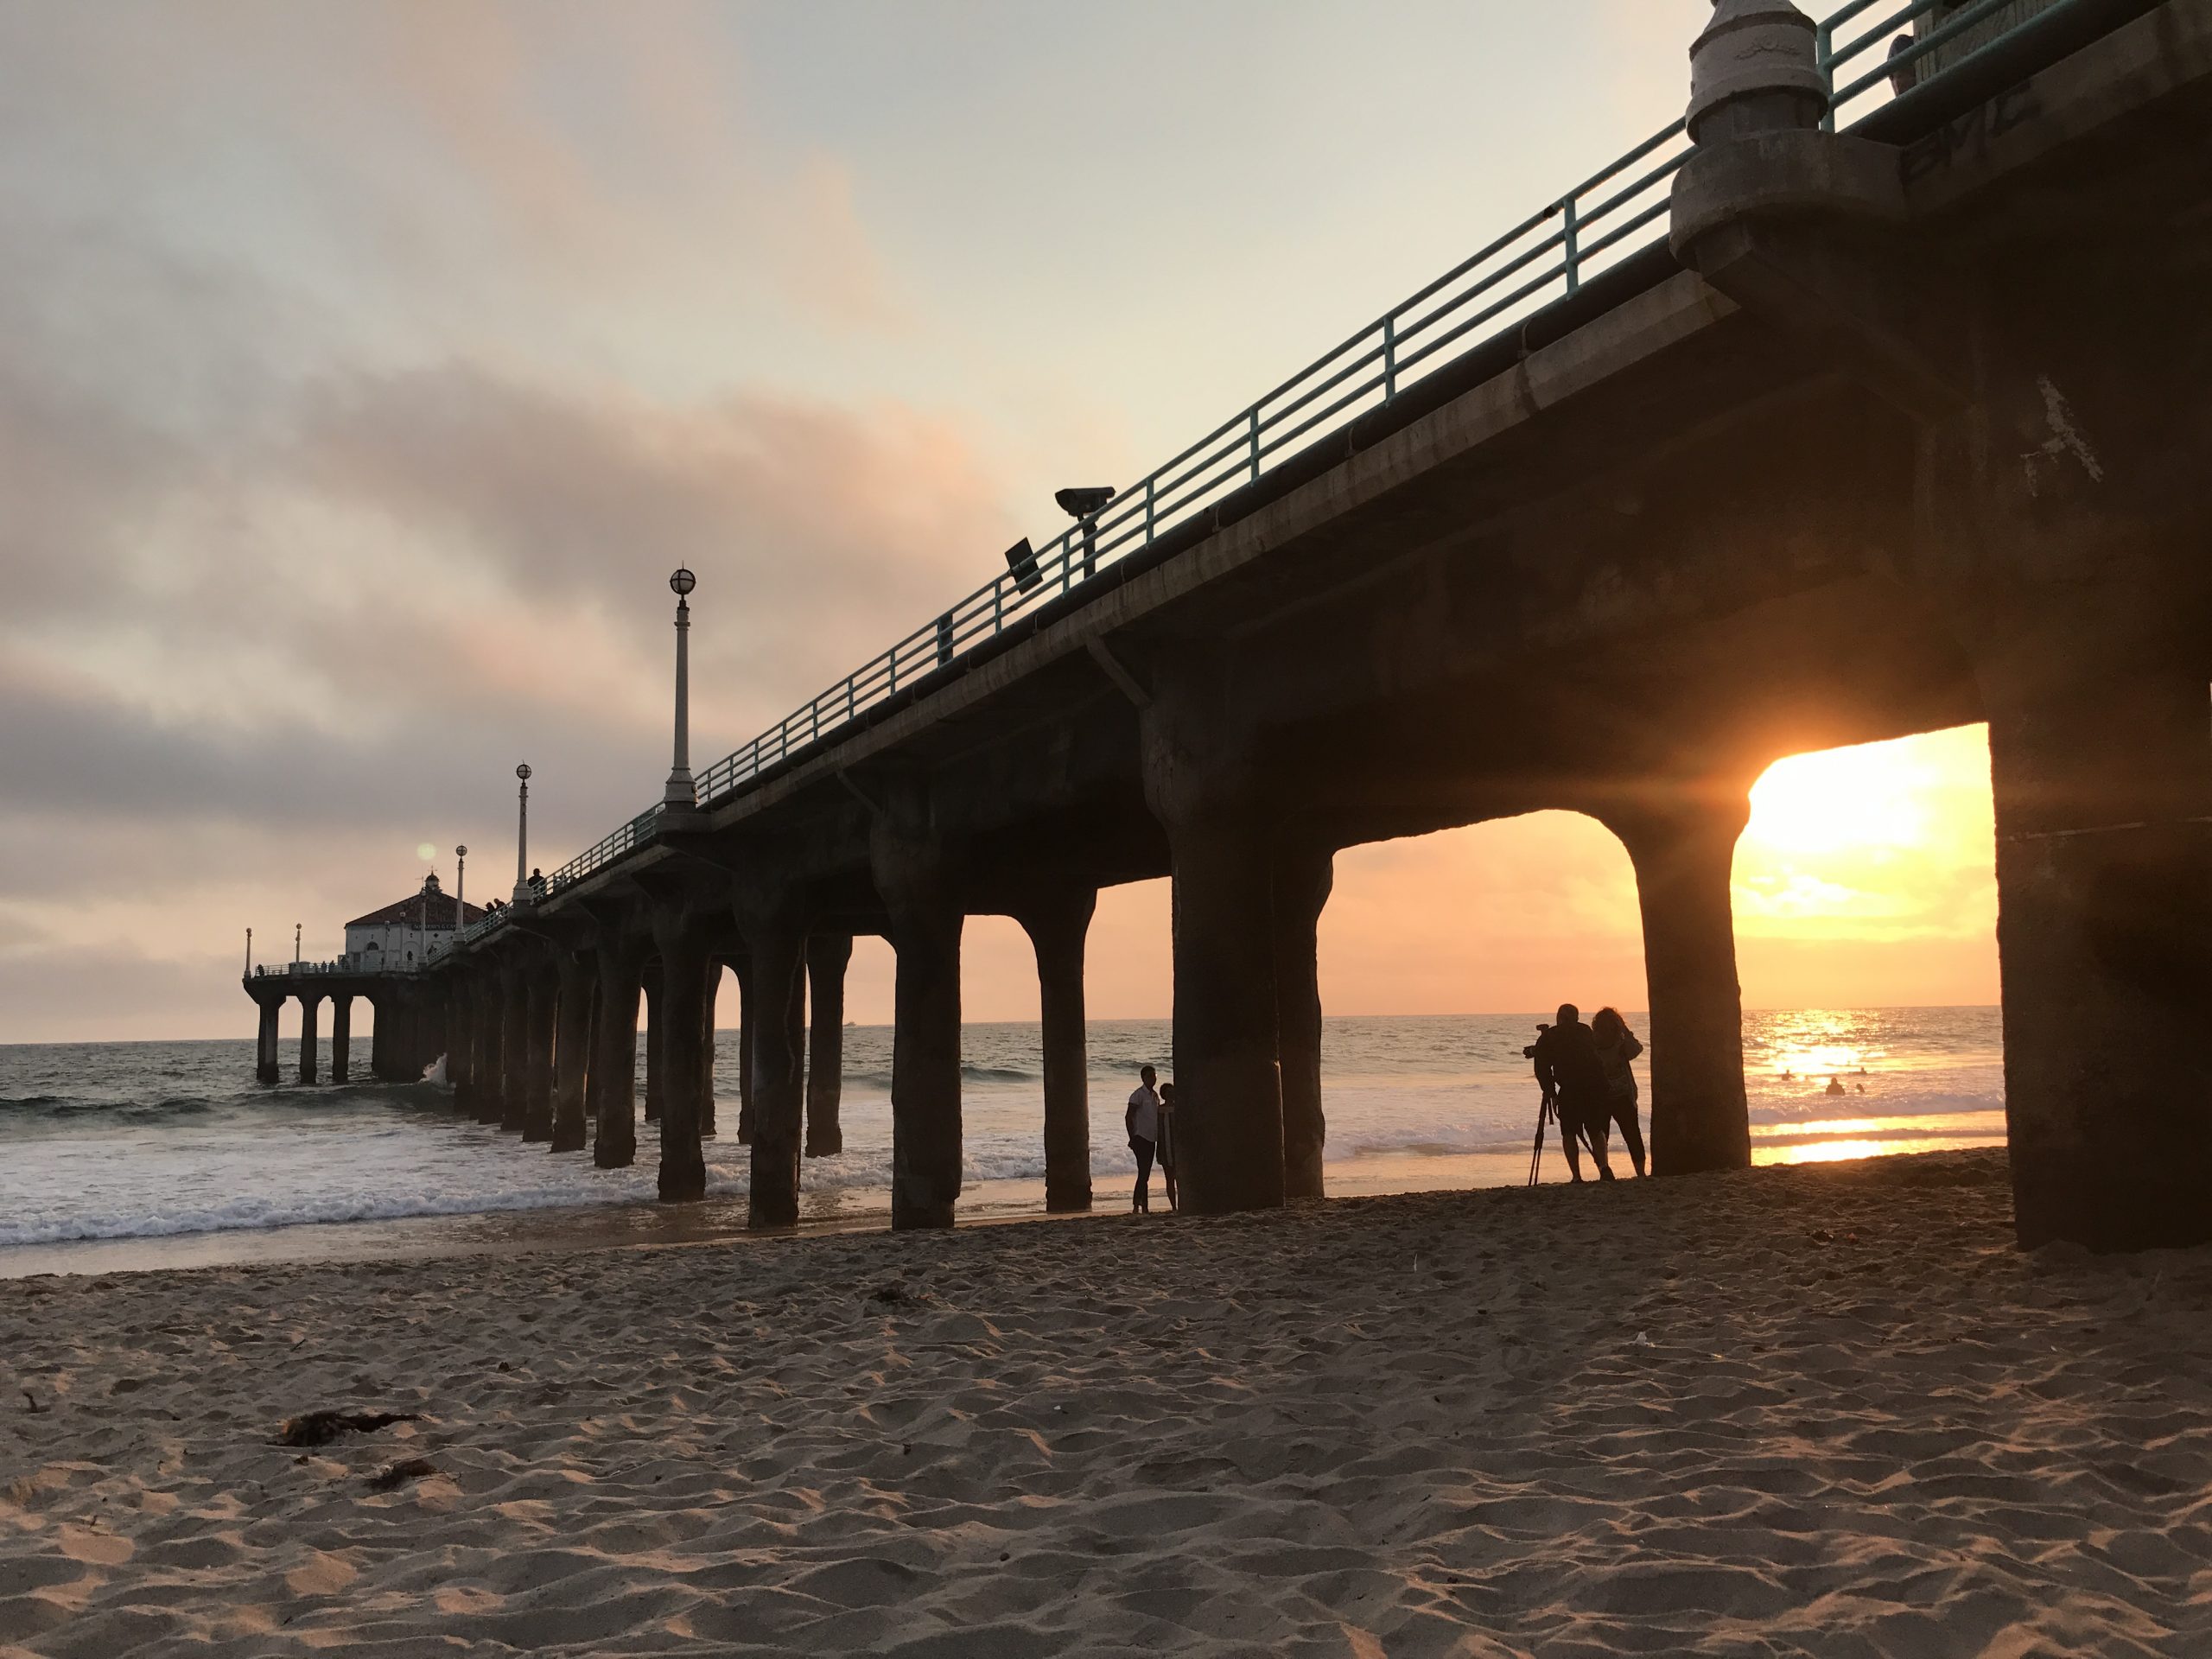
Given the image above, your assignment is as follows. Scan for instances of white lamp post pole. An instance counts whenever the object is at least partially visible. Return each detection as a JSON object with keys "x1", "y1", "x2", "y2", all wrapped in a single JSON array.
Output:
[
  {"x1": 665, "y1": 568, "x2": 697, "y2": 808},
  {"x1": 455, "y1": 845, "x2": 467, "y2": 934},
  {"x1": 513, "y1": 765, "x2": 532, "y2": 903},
  {"x1": 294, "y1": 922, "x2": 302, "y2": 967}
]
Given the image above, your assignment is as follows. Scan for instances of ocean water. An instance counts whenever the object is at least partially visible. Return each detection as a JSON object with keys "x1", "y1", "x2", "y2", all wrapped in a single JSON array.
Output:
[{"x1": 0, "y1": 1010, "x2": 2005, "y2": 1268}]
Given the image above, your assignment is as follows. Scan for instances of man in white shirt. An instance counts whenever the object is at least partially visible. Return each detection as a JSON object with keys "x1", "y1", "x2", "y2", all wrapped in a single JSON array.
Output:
[{"x1": 1126, "y1": 1065, "x2": 1162, "y2": 1214}]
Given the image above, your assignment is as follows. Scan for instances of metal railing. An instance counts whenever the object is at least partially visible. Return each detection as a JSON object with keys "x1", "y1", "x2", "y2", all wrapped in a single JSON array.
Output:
[{"x1": 481, "y1": 0, "x2": 2103, "y2": 938}]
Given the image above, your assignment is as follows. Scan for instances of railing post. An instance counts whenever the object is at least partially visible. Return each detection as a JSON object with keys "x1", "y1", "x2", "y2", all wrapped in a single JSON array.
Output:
[
  {"x1": 1383, "y1": 315, "x2": 1397, "y2": 401},
  {"x1": 1249, "y1": 408, "x2": 1261, "y2": 483},
  {"x1": 847, "y1": 675, "x2": 856, "y2": 718},
  {"x1": 1145, "y1": 476, "x2": 1156, "y2": 543},
  {"x1": 1817, "y1": 22, "x2": 1835, "y2": 131},
  {"x1": 1561, "y1": 195, "x2": 1580, "y2": 295},
  {"x1": 993, "y1": 579, "x2": 1004, "y2": 633}
]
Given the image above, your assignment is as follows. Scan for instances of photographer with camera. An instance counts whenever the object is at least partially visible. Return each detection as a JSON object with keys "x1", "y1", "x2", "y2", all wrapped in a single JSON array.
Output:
[{"x1": 1529, "y1": 1003, "x2": 1614, "y2": 1184}]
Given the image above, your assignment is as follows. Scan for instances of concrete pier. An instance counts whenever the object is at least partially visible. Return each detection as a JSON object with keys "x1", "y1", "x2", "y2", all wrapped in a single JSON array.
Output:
[
  {"x1": 258, "y1": 6, "x2": 2212, "y2": 1255},
  {"x1": 1608, "y1": 795, "x2": 1753, "y2": 1178},
  {"x1": 330, "y1": 995, "x2": 353, "y2": 1086},
  {"x1": 1273, "y1": 849, "x2": 1332, "y2": 1200},
  {"x1": 297, "y1": 994, "x2": 322, "y2": 1086},
  {"x1": 742, "y1": 906, "x2": 809, "y2": 1229},
  {"x1": 641, "y1": 963, "x2": 664, "y2": 1126},
  {"x1": 496, "y1": 964, "x2": 529, "y2": 1129},
  {"x1": 1015, "y1": 888, "x2": 1095, "y2": 1212},
  {"x1": 875, "y1": 813, "x2": 964, "y2": 1230},
  {"x1": 804, "y1": 933, "x2": 850, "y2": 1157},
  {"x1": 592, "y1": 952, "x2": 641, "y2": 1169},
  {"x1": 1980, "y1": 614, "x2": 2212, "y2": 1249},
  {"x1": 648, "y1": 907, "x2": 714, "y2": 1202},
  {"x1": 734, "y1": 956, "x2": 755, "y2": 1146},
  {"x1": 520, "y1": 964, "x2": 556, "y2": 1141},
  {"x1": 550, "y1": 954, "x2": 594, "y2": 1153},
  {"x1": 255, "y1": 997, "x2": 281, "y2": 1086},
  {"x1": 699, "y1": 959, "x2": 722, "y2": 1140}
]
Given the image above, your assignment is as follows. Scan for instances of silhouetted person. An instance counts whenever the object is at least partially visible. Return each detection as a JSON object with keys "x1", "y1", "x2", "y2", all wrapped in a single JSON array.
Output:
[
  {"x1": 1156, "y1": 1082, "x2": 1180, "y2": 1211},
  {"x1": 1826, "y1": 1077, "x2": 1847, "y2": 1097},
  {"x1": 1126, "y1": 1065, "x2": 1161, "y2": 1213},
  {"x1": 1532, "y1": 1004, "x2": 1613, "y2": 1183},
  {"x1": 529, "y1": 868, "x2": 547, "y2": 899},
  {"x1": 1887, "y1": 33, "x2": 1917, "y2": 98},
  {"x1": 1590, "y1": 1007, "x2": 1648, "y2": 1178}
]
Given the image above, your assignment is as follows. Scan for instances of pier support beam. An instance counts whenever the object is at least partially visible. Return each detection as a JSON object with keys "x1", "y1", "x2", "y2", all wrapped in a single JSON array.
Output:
[
  {"x1": 330, "y1": 995, "x2": 353, "y2": 1086},
  {"x1": 476, "y1": 974, "x2": 508, "y2": 1125},
  {"x1": 592, "y1": 952, "x2": 642, "y2": 1169},
  {"x1": 443, "y1": 983, "x2": 469, "y2": 1107},
  {"x1": 1274, "y1": 849, "x2": 1332, "y2": 1201},
  {"x1": 520, "y1": 962, "x2": 556, "y2": 1141},
  {"x1": 804, "y1": 932, "x2": 852, "y2": 1157},
  {"x1": 1014, "y1": 888, "x2": 1095, "y2": 1213},
  {"x1": 495, "y1": 963, "x2": 529, "y2": 1128},
  {"x1": 1980, "y1": 620, "x2": 2212, "y2": 1251},
  {"x1": 741, "y1": 902, "x2": 810, "y2": 1229},
  {"x1": 734, "y1": 957, "x2": 756, "y2": 1146},
  {"x1": 1143, "y1": 683, "x2": 1285, "y2": 1215},
  {"x1": 297, "y1": 993, "x2": 322, "y2": 1086},
  {"x1": 1606, "y1": 793, "x2": 1752, "y2": 1178},
  {"x1": 648, "y1": 911, "x2": 715, "y2": 1202},
  {"x1": 256, "y1": 998, "x2": 281, "y2": 1085},
  {"x1": 550, "y1": 953, "x2": 594, "y2": 1153},
  {"x1": 699, "y1": 959, "x2": 722, "y2": 1140},
  {"x1": 875, "y1": 811, "x2": 964, "y2": 1230},
  {"x1": 641, "y1": 962, "x2": 664, "y2": 1125}
]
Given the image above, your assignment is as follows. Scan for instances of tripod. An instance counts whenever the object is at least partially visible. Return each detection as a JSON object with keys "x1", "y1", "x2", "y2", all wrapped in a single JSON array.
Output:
[{"x1": 1528, "y1": 1095, "x2": 1555, "y2": 1186}]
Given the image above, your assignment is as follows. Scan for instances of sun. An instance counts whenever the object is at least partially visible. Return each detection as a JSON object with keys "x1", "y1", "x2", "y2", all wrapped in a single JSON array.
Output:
[{"x1": 1745, "y1": 739, "x2": 1936, "y2": 857}]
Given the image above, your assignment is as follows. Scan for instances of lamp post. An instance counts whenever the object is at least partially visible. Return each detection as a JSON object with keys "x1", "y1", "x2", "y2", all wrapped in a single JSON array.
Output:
[
  {"x1": 245, "y1": 927, "x2": 252, "y2": 976},
  {"x1": 513, "y1": 764, "x2": 532, "y2": 903},
  {"x1": 294, "y1": 922, "x2": 302, "y2": 968},
  {"x1": 455, "y1": 845, "x2": 467, "y2": 934},
  {"x1": 665, "y1": 567, "x2": 697, "y2": 808}
]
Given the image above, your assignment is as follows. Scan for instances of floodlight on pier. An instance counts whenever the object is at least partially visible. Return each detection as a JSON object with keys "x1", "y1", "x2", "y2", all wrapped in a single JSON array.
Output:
[{"x1": 1055, "y1": 486, "x2": 1116, "y2": 582}]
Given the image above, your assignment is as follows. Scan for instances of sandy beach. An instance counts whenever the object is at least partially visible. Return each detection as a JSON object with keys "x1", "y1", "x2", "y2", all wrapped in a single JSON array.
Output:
[{"x1": 2, "y1": 1149, "x2": 2207, "y2": 1656}]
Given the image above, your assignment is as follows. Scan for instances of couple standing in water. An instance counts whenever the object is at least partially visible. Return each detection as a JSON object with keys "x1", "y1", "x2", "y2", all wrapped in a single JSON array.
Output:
[
  {"x1": 1530, "y1": 1003, "x2": 1647, "y2": 1183},
  {"x1": 1125, "y1": 1065, "x2": 1178, "y2": 1214}
]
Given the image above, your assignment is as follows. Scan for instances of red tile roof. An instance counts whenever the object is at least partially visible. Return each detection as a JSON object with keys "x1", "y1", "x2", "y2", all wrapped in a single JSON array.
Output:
[{"x1": 346, "y1": 890, "x2": 488, "y2": 931}]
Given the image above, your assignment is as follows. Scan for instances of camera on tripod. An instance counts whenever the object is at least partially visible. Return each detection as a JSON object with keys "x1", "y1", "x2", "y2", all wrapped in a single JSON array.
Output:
[{"x1": 1520, "y1": 1021, "x2": 1552, "y2": 1059}]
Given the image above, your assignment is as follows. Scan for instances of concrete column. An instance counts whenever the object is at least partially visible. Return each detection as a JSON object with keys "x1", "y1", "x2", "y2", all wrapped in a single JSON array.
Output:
[
  {"x1": 1981, "y1": 626, "x2": 2212, "y2": 1250},
  {"x1": 256, "y1": 999, "x2": 281, "y2": 1085},
  {"x1": 874, "y1": 819, "x2": 963, "y2": 1230},
  {"x1": 1273, "y1": 849, "x2": 1333, "y2": 1200},
  {"x1": 331, "y1": 995, "x2": 353, "y2": 1085},
  {"x1": 734, "y1": 957, "x2": 756, "y2": 1146},
  {"x1": 496, "y1": 964, "x2": 530, "y2": 1129},
  {"x1": 743, "y1": 911, "x2": 810, "y2": 1229},
  {"x1": 649, "y1": 913, "x2": 713, "y2": 1202},
  {"x1": 521, "y1": 963, "x2": 556, "y2": 1141},
  {"x1": 476, "y1": 976, "x2": 507, "y2": 1125},
  {"x1": 804, "y1": 932, "x2": 852, "y2": 1157},
  {"x1": 592, "y1": 952, "x2": 641, "y2": 1169},
  {"x1": 641, "y1": 962, "x2": 664, "y2": 1125},
  {"x1": 1609, "y1": 795, "x2": 1752, "y2": 1178},
  {"x1": 1164, "y1": 816, "x2": 1285, "y2": 1212},
  {"x1": 444, "y1": 983, "x2": 472, "y2": 1107},
  {"x1": 550, "y1": 954, "x2": 594, "y2": 1153},
  {"x1": 580, "y1": 976, "x2": 605, "y2": 1141},
  {"x1": 1142, "y1": 677, "x2": 1287, "y2": 1213},
  {"x1": 297, "y1": 994, "x2": 322, "y2": 1086},
  {"x1": 1015, "y1": 890, "x2": 1095, "y2": 1212},
  {"x1": 698, "y1": 959, "x2": 721, "y2": 1140}
]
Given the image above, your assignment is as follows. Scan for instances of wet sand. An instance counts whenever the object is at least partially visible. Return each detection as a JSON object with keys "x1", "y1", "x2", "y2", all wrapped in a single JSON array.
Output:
[{"x1": 2, "y1": 1148, "x2": 2206, "y2": 1656}]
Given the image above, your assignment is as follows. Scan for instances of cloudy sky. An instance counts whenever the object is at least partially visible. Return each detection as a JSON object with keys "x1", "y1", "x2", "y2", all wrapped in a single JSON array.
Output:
[{"x1": 0, "y1": 1, "x2": 1999, "y2": 1043}]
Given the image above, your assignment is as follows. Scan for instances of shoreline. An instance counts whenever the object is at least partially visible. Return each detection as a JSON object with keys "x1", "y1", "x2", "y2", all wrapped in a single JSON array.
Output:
[{"x1": 0, "y1": 1127, "x2": 2005, "y2": 1281}]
